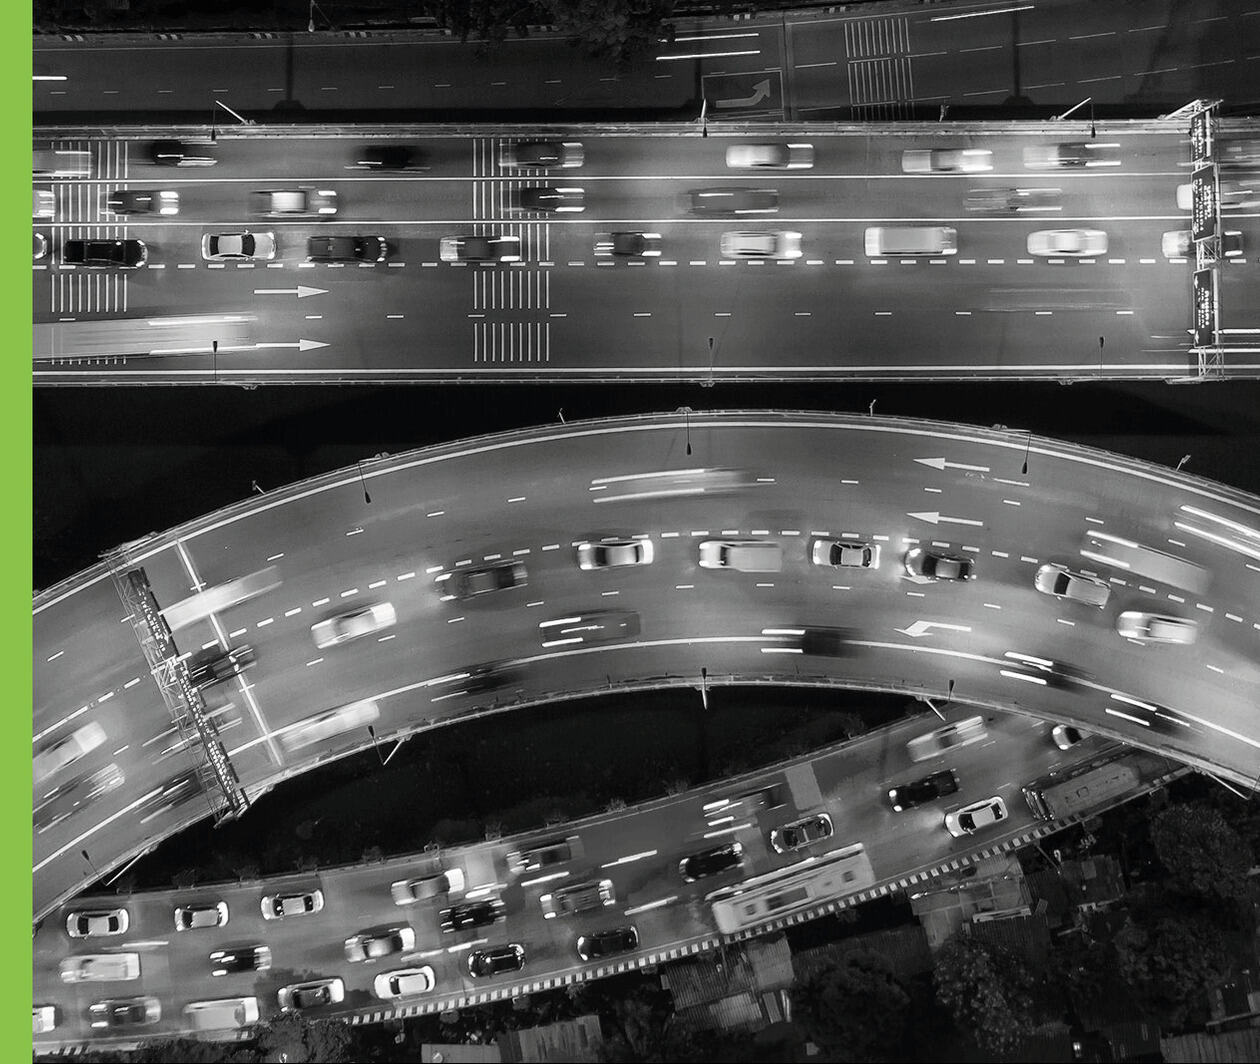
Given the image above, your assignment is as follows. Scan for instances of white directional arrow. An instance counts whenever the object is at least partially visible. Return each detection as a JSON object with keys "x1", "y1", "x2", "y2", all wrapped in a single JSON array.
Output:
[
  {"x1": 896, "y1": 620, "x2": 973, "y2": 638},
  {"x1": 907, "y1": 511, "x2": 984, "y2": 527},
  {"x1": 255, "y1": 339, "x2": 330, "y2": 351},
  {"x1": 252, "y1": 286, "x2": 328, "y2": 299},
  {"x1": 914, "y1": 457, "x2": 990, "y2": 473},
  {"x1": 716, "y1": 78, "x2": 771, "y2": 109}
]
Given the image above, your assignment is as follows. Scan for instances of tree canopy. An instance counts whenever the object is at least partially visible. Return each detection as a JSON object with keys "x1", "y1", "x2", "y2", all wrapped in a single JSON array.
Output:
[
  {"x1": 933, "y1": 934, "x2": 1038, "y2": 1056},
  {"x1": 1150, "y1": 803, "x2": 1256, "y2": 904},
  {"x1": 791, "y1": 949, "x2": 911, "y2": 1061}
]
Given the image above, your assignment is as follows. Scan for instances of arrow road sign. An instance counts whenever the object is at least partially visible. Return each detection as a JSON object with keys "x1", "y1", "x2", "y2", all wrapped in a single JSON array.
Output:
[
  {"x1": 252, "y1": 286, "x2": 328, "y2": 299},
  {"x1": 907, "y1": 511, "x2": 985, "y2": 527},
  {"x1": 717, "y1": 78, "x2": 771, "y2": 109},
  {"x1": 896, "y1": 620, "x2": 973, "y2": 638},
  {"x1": 914, "y1": 457, "x2": 991, "y2": 473},
  {"x1": 256, "y1": 339, "x2": 330, "y2": 351}
]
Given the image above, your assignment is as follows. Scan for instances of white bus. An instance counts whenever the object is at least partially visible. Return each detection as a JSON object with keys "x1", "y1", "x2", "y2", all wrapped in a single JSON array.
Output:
[
  {"x1": 707, "y1": 843, "x2": 876, "y2": 935},
  {"x1": 33, "y1": 315, "x2": 256, "y2": 362}
]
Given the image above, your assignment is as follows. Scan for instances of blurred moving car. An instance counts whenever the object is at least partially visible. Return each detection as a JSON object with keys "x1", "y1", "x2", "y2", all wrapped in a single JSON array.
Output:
[
  {"x1": 66, "y1": 907, "x2": 129, "y2": 939},
  {"x1": 517, "y1": 186, "x2": 585, "y2": 213},
  {"x1": 202, "y1": 231, "x2": 276, "y2": 262},
  {"x1": 148, "y1": 140, "x2": 216, "y2": 167},
  {"x1": 1161, "y1": 229, "x2": 1242, "y2": 258},
  {"x1": 391, "y1": 868, "x2": 466, "y2": 905},
  {"x1": 685, "y1": 187, "x2": 779, "y2": 215},
  {"x1": 506, "y1": 838, "x2": 577, "y2": 876},
  {"x1": 344, "y1": 926, "x2": 416, "y2": 963},
  {"x1": 594, "y1": 232, "x2": 662, "y2": 257},
  {"x1": 306, "y1": 235, "x2": 389, "y2": 262},
  {"x1": 1023, "y1": 142, "x2": 1120, "y2": 169},
  {"x1": 538, "y1": 609, "x2": 641, "y2": 647},
  {"x1": 60, "y1": 954, "x2": 141, "y2": 983},
  {"x1": 540, "y1": 879, "x2": 615, "y2": 920},
  {"x1": 945, "y1": 796, "x2": 1008, "y2": 837},
  {"x1": 907, "y1": 716, "x2": 987, "y2": 762},
  {"x1": 698, "y1": 539, "x2": 783, "y2": 572},
  {"x1": 188, "y1": 644, "x2": 256, "y2": 687},
  {"x1": 438, "y1": 560, "x2": 528, "y2": 600},
  {"x1": 439, "y1": 235, "x2": 521, "y2": 263},
  {"x1": 679, "y1": 841, "x2": 744, "y2": 882},
  {"x1": 577, "y1": 926, "x2": 639, "y2": 961},
  {"x1": 964, "y1": 186, "x2": 1062, "y2": 213},
  {"x1": 209, "y1": 945, "x2": 271, "y2": 976},
  {"x1": 105, "y1": 190, "x2": 180, "y2": 215},
  {"x1": 277, "y1": 978, "x2": 344, "y2": 1011},
  {"x1": 724, "y1": 143, "x2": 814, "y2": 169},
  {"x1": 769, "y1": 812, "x2": 833, "y2": 854},
  {"x1": 261, "y1": 889, "x2": 324, "y2": 920},
  {"x1": 576, "y1": 539, "x2": 654, "y2": 569},
  {"x1": 902, "y1": 148, "x2": 992, "y2": 173},
  {"x1": 373, "y1": 966, "x2": 436, "y2": 999},
  {"x1": 280, "y1": 698, "x2": 380, "y2": 751},
  {"x1": 1034, "y1": 563, "x2": 1111, "y2": 608},
  {"x1": 501, "y1": 141, "x2": 584, "y2": 169},
  {"x1": 63, "y1": 239, "x2": 147, "y2": 268},
  {"x1": 888, "y1": 770, "x2": 959, "y2": 811},
  {"x1": 719, "y1": 230, "x2": 802, "y2": 259},
  {"x1": 440, "y1": 899, "x2": 504, "y2": 933},
  {"x1": 904, "y1": 548, "x2": 975, "y2": 582},
  {"x1": 311, "y1": 602, "x2": 397, "y2": 648},
  {"x1": 174, "y1": 901, "x2": 228, "y2": 932},
  {"x1": 468, "y1": 944, "x2": 526, "y2": 978},
  {"x1": 811, "y1": 538, "x2": 879, "y2": 569},
  {"x1": 1176, "y1": 180, "x2": 1259, "y2": 210},
  {"x1": 34, "y1": 764, "x2": 125, "y2": 834},
  {"x1": 1116, "y1": 611, "x2": 1199, "y2": 645},
  {"x1": 88, "y1": 997, "x2": 160, "y2": 1029},
  {"x1": 252, "y1": 188, "x2": 338, "y2": 217},
  {"x1": 1026, "y1": 229, "x2": 1108, "y2": 257},
  {"x1": 34, "y1": 721, "x2": 106, "y2": 785},
  {"x1": 349, "y1": 145, "x2": 425, "y2": 171}
]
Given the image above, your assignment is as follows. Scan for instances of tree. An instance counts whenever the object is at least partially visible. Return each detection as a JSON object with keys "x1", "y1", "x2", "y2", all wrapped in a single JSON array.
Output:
[
  {"x1": 791, "y1": 949, "x2": 910, "y2": 1061},
  {"x1": 256, "y1": 1011, "x2": 353, "y2": 1063},
  {"x1": 1150, "y1": 803, "x2": 1255, "y2": 904},
  {"x1": 933, "y1": 934, "x2": 1037, "y2": 1055},
  {"x1": 545, "y1": 0, "x2": 676, "y2": 64}
]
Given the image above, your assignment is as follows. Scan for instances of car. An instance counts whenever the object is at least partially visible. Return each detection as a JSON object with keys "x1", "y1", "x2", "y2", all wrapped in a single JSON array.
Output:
[
  {"x1": 373, "y1": 966, "x2": 436, "y2": 999},
  {"x1": 1026, "y1": 229, "x2": 1108, "y2": 257},
  {"x1": 139, "y1": 769, "x2": 203, "y2": 818},
  {"x1": 888, "y1": 770, "x2": 960, "y2": 812},
  {"x1": 517, "y1": 186, "x2": 585, "y2": 213},
  {"x1": 439, "y1": 235, "x2": 521, "y2": 263},
  {"x1": 1034, "y1": 563, "x2": 1111, "y2": 608},
  {"x1": 440, "y1": 899, "x2": 504, "y2": 933},
  {"x1": 506, "y1": 837, "x2": 577, "y2": 876},
  {"x1": 202, "y1": 231, "x2": 276, "y2": 262},
  {"x1": 59, "y1": 953, "x2": 141, "y2": 983},
  {"x1": 576, "y1": 538, "x2": 654, "y2": 569},
  {"x1": 685, "y1": 187, "x2": 779, "y2": 216},
  {"x1": 719, "y1": 230, "x2": 802, "y2": 259},
  {"x1": 901, "y1": 148, "x2": 993, "y2": 173},
  {"x1": 1176, "y1": 180, "x2": 1259, "y2": 211},
  {"x1": 311, "y1": 602, "x2": 397, "y2": 648},
  {"x1": 904, "y1": 548, "x2": 975, "y2": 582},
  {"x1": 281, "y1": 698, "x2": 380, "y2": 751},
  {"x1": 66, "y1": 907, "x2": 129, "y2": 939},
  {"x1": 188, "y1": 644, "x2": 256, "y2": 687},
  {"x1": 539, "y1": 879, "x2": 615, "y2": 919},
  {"x1": 209, "y1": 945, "x2": 271, "y2": 977},
  {"x1": 1221, "y1": 138, "x2": 1260, "y2": 167},
  {"x1": 105, "y1": 189, "x2": 180, "y2": 216},
  {"x1": 697, "y1": 539, "x2": 784, "y2": 572},
  {"x1": 963, "y1": 186, "x2": 1062, "y2": 213},
  {"x1": 906, "y1": 716, "x2": 987, "y2": 762},
  {"x1": 538, "y1": 609, "x2": 641, "y2": 647},
  {"x1": 184, "y1": 996, "x2": 260, "y2": 1031},
  {"x1": 795, "y1": 626, "x2": 856, "y2": 658},
  {"x1": 174, "y1": 901, "x2": 229, "y2": 932},
  {"x1": 88, "y1": 997, "x2": 161, "y2": 1029},
  {"x1": 306, "y1": 235, "x2": 389, "y2": 263},
  {"x1": 501, "y1": 140, "x2": 584, "y2": 169},
  {"x1": 35, "y1": 764, "x2": 126, "y2": 834},
  {"x1": 724, "y1": 143, "x2": 814, "y2": 170},
  {"x1": 33, "y1": 188, "x2": 55, "y2": 219},
  {"x1": 253, "y1": 188, "x2": 338, "y2": 217},
  {"x1": 1161, "y1": 229, "x2": 1243, "y2": 258},
  {"x1": 149, "y1": 140, "x2": 216, "y2": 167},
  {"x1": 679, "y1": 841, "x2": 744, "y2": 882},
  {"x1": 468, "y1": 943, "x2": 526, "y2": 978},
  {"x1": 34, "y1": 233, "x2": 48, "y2": 261},
  {"x1": 1023, "y1": 142, "x2": 1119, "y2": 169},
  {"x1": 577, "y1": 926, "x2": 639, "y2": 962},
  {"x1": 33, "y1": 1005, "x2": 56, "y2": 1034},
  {"x1": 1116, "y1": 611, "x2": 1199, "y2": 645},
  {"x1": 438, "y1": 560, "x2": 528, "y2": 600},
  {"x1": 1051, "y1": 725, "x2": 1087, "y2": 750},
  {"x1": 34, "y1": 721, "x2": 107, "y2": 785},
  {"x1": 349, "y1": 145, "x2": 425, "y2": 171},
  {"x1": 344, "y1": 925, "x2": 416, "y2": 963},
  {"x1": 261, "y1": 889, "x2": 324, "y2": 921},
  {"x1": 34, "y1": 147, "x2": 91, "y2": 177},
  {"x1": 769, "y1": 811, "x2": 834, "y2": 854},
  {"x1": 63, "y1": 239, "x2": 147, "y2": 269},
  {"x1": 945, "y1": 796, "x2": 1008, "y2": 837},
  {"x1": 811, "y1": 538, "x2": 879, "y2": 569},
  {"x1": 454, "y1": 660, "x2": 523, "y2": 696},
  {"x1": 277, "y1": 978, "x2": 345, "y2": 1012},
  {"x1": 594, "y1": 231, "x2": 662, "y2": 258},
  {"x1": 391, "y1": 868, "x2": 466, "y2": 905}
]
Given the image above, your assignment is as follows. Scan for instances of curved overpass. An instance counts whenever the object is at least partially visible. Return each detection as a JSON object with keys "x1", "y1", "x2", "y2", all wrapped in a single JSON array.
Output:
[{"x1": 34, "y1": 410, "x2": 1260, "y2": 919}]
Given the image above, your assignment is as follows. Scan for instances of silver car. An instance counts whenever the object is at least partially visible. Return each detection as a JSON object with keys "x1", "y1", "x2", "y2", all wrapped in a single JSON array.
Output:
[
  {"x1": 66, "y1": 907, "x2": 129, "y2": 939},
  {"x1": 202, "y1": 231, "x2": 276, "y2": 262},
  {"x1": 439, "y1": 235, "x2": 521, "y2": 263},
  {"x1": 261, "y1": 889, "x2": 324, "y2": 920},
  {"x1": 811, "y1": 538, "x2": 879, "y2": 569},
  {"x1": 719, "y1": 230, "x2": 802, "y2": 259},
  {"x1": 945, "y1": 796, "x2": 1008, "y2": 837},
  {"x1": 391, "y1": 868, "x2": 466, "y2": 905},
  {"x1": 344, "y1": 926, "x2": 416, "y2": 963},
  {"x1": 724, "y1": 143, "x2": 814, "y2": 170},
  {"x1": 907, "y1": 716, "x2": 987, "y2": 762},
  {"x1": 1116, "y1": 611, "x2": 1199, "y2": 645},
  {"x1": 1026, "y1": 229, "x2": 1108, "y2": 257},
  {"x1": 252, "y1": 188, "x2": 338, "y2": 217},
  {"x1": 174, "y1": 901, "x2": 229, "y2": 932},
  {"x1": 902, "y1": 148, "x2": 992, "y2": 173},
  {"x1": 280, "y1": 699, "x2": 380, "y2": 752},
  {"x1": 35, "y1": 721, "x2": 106, "y2": 785},
  {"x1": 576, "y1": 538, "x2": 654, "y2": 569},
  {"x1": 1034, "y1": 564, "x2": 1111, "y2": 608},
  {"x1": 311, "y1": 602, "x2": 397, "y2": 649}
]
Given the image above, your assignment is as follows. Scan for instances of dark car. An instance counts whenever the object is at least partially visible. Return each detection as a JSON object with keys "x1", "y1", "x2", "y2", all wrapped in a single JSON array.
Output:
[
  {"x1": 468, "y1": 943, "x2": 526, "y2": 978},
  {"x1": 769, "y1": 812, "x2": 833, "y2": 854},
  {"x1": 140, "y1": 769, "x2": 204, "y2": 818},
  {"x1": 350, "y1": 145, "x2": 425, "y2": 171},
  {"x1": 188, "y1": 645, "x2": 256, "y2": 688},
  {"x1": 904, "y1": 548, "x2": 976, "y2": 582},
  {"x1": 306, "y1": 235, "x2": 389, "y2": 263},
  {"x1": 517, "y1": 186, "x2": 585, "y2": 213},
  {"x1": 679, "y1": 841, "x2": 744, "y2": 883},
  {"x1": 149, "y1": 139, "x2": 216, "y2": 167},
  {"x1": 440, "y1": 900, "x2": 503, "y2": 934},
  {"x1": 88, "y1": 997, "x2": 160, "y2": 1029},
  {"x1": 594, "y1": 232, "x2": 662, "y2": 258},
  {"x1": 685, "y1": 187, "x2": 779, "y2": 216},
  {"x1": 502, "y1": 141, "x2": 584, "y2": 169},
  {"x1": 577, "y1": 925, "x2": 639, "y2": 962},
  {"x1": 964, "y1": 187, "x2": 1062, "y2": 213},
  {"x1": 888, "y1": 770, "x2": 960, "y2": 812},
  {"x1": 63, "y1": 239, "x2": 147, "y2": 269},
  {"x1": 209, "y1": 945, "x2": 272, "y2": 977},
  {"x1": 439, "y1": 560, "x2": 528, "y2": 600},
  {"x1": 105, "y1": 189, "x2": 180, "y2": 215}
]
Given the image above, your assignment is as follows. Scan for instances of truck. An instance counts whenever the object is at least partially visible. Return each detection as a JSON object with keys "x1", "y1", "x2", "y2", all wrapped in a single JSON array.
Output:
[{"x1": 1024, "y1": 752, "x2": 1142, "y2": 822}]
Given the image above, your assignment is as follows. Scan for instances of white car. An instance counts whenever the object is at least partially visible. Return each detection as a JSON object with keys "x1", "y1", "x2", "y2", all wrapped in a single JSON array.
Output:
[
  {"x1": 1177, "y1": 180, "x2": 1259, "y2": 211},
  {"x1": 33, "y1": 188, "x2": 55, "y2": 219},
  {"x1": 34, "y1": 1005, "x2": 57, "y2": 1034},
  {"x1": 439, "y1": 235, "x2": 521, "y2": 263},
  {"x1": 311, "y1": 602, "x2": 397, "y2": 649},
  {"x1": 202, "y1": 231, "x2": 276, "y2": 262},
  {"x1": 724, "y1": 143, "x2": 814, "y2": 170},
  {"x1": 35, "y1": 721, "x2": 107, "y2": 785},
  {"x1": 1117, "y1": 611, "x2": 1199, "y2": 645},
  {"x1": 373, "y1": 966, "x2": 436, "y2": 1000},
  {"x1": 901, "y1": 148, "x2": 993, "y2": 173},
  {"x1": 59, "y1": 953, "x2": 141, "y2": 983},
  {"x1": 260, "y1": 889, "x2": 324, "y2": 920},
  {"x1": 945, "y1": 796, "x2": 1008, "y2": 837},
  {"x1": 253, "y1": 188, "x2": 338, "y2": 217},
  {"x1": 720, "y1": 230, "x2": 802, "y2": 259},
  {"x1": 1034, "y1": 563, "x2": 1111, "y2": 608},
  {"x1": 1161, "y1": 230, "x2": 1242, "y2": 258},
  {"x1": 810, "y1": 538, "x2": 879, "y2": 569},
  {"x1": 66, "y1": 907, "x2": 129, "y2": 939},
  {"x1": 1026, "y1": 229, "x2": 1108, "y2": 257},
  {"x1": 174, "y1": 901, "x2": 229, "y2": 932},
  {"x1": 576, "y1": 539, "x2": 654, "y2": 569},
  {"x1": 281, "y1": 698, "x2": 380, "y2": 751},
  {"x1": 1051, "y1": 725, "x2": 1087, "y2": 750},
  {"x1": 391, "y1": 868, "x2": 466, "y2": 905},
  {"x1": 344, "y1": 925, "x2": 416, "y2": 963},
  {"x1": 907, "y1": 716, "x2": 987, "y2": 762}
]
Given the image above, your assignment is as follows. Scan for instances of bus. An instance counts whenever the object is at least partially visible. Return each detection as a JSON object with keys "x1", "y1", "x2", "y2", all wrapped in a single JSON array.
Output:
[
  {"x1": 1024, "y1": 749, "x2": 1150, "y2": 822},
  {"x1": 33, "y1": 315, "x2": 256, "y2": 362},
  {"x1": 707, "y1": 843, "x2": 876, "y2": 935},
  {"x1": 161, "y1": 567, "x2": 281, "y2": 633}
]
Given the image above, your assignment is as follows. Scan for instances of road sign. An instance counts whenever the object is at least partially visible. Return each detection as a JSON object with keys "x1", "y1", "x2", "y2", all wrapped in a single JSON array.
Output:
[
  {"x1": 1192, "y1": 269, "x2": 1217, "y2": 349},
  {"x1": 1188, "y1": 165, "x2": 1218, "y2": 243},
  {"x1": 702, "y1": 70, "x2": 783, "y2": 116}
]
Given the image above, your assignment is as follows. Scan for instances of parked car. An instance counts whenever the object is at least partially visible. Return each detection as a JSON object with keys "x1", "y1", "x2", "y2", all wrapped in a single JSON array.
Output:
[
  {"x1": 501, "y1": 141, "x2": 584, "y2": 169},
  {"x1": 63, "y1": 239, "x2": 147, "y2": 269},
  {"x1": 907, "y1": 716, "x2": 987, "y2": 762},
  {"x1": 209, "y1": 945, "x2": 271, "y2": 977},
  {"x1": 904, "y1": 548, "x2": 975, "y2": 582},
  {"x1": 679, "y1": 841, "x2": 744, "y2": 882},
  {"x1": 260, "y1": 889, "x2": 324, "y2": 921},
  {"x1": 202, "y1": 231, "x2": 276, "y2": 262},
  {"x1": 902, "y1": 148, "x2": 992, "y2": 173},
  {"x1": 724, "y1": 143, "x2": 813, "y2": 169},
  {"x1": 277, "y1": 978, "x2": 344, "y2": 1011},
  {"x1": 594, "y1": 232, "x2": 661, "y2": 257},
  {"x1": 105, "y1": 189, "x2": 180, "y2": 215},
  {"x1": 373, "y1": 966, "x2": 436, "y2": 999},
  {"x1": 344, "y1": 926, "x2": 416, "y2": 963},
  {"x1": 311, "y1": 602, "x2": 397, "y2": 648},
  {"x1": 888, "y1": 770, "x2": 960, "y2": 812},
  {"x1": 576, "y1": 538, "x2": 654, "y2": 569},
  {"x1": 391, "y1": 868, "x2": 466, "y2": 905},
  {"x1": 577, "y1": 926, "x2": 639, "y2": 962},
  {"x1": 1034, "y1": 564, "x2": 1111, "y2": 608},
  {"x1": 468, "y1": 944, "x2": 526, "y2": 978},
  {"x1": 174, "y1": 901, "x2": 229, "y2": 932},
  {"x1": 66, "y1": 907, "x2": 129, "y2": 939},
  {"x1": 769, "y1": 812, "x2": 833, "y2": 854},
  {"x1": 439, "y1": 235, "x2": 521, "y2": 263},
  {"x1": 811, "y1": 538, "x2": 879, "y2": 569},
  {"x1": 945, "y1": 796, "x2": 1008, "y2": 837},
  {"x1": 1116, "y1": 611, "x2": 1199, "y2": 645}
]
